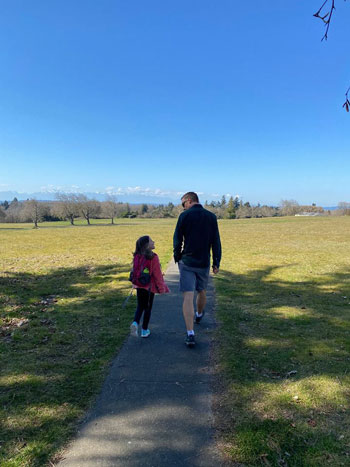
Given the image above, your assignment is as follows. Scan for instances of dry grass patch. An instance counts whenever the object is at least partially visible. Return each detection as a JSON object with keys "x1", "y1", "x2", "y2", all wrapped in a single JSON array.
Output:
[
  {"x1": 0, "y1": 219, "x2": 174, "y2": 466},
  {"x1": 214, "y1": 216, "x2": 350, "y2": 466}
]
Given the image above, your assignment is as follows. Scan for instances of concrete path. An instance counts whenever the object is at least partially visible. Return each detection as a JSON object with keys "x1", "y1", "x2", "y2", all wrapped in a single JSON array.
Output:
[{"x1": 58, "y1": 260, "x2": 221, "y2": 466}]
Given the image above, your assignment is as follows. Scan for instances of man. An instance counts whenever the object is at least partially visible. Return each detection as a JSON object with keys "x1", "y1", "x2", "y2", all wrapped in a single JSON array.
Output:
[{"x1": 173, "y1": 192, "x2": 221, "y2": 347}]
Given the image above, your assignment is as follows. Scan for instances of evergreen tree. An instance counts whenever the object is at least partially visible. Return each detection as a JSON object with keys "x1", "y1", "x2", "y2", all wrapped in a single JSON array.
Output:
[
  {"x1": 122, "y1": 203, "x2": 131, "y2": 218},
  {"x1": 226, "y1": 196, "x2": 236, "y2": 219}
]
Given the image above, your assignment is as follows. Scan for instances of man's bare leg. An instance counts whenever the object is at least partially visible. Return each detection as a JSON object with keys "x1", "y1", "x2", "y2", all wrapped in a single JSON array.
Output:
[
  {"x1": 196, "y1": 289, "x2": 206, "y2": 316},
  {"x1": 183, "y1": 291, "x2": 195, "y2": 331}
]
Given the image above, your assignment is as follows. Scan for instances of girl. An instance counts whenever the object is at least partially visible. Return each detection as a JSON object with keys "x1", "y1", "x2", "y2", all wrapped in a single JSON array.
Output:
[{"x1": 130, "y1": 235, "x2": 169, "y2": 338}]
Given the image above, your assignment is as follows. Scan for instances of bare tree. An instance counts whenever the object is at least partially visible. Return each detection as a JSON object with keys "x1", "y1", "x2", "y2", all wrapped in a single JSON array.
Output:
[
  {"x1": 102, "y1": 195, "x2": 119, "y2": 224},
  {"x1": 338, "y1": 201, "x2": 350, "y2": 215},
  {"x1": 0, "y1": 206, "x2": 5, "y2": 222},
  {"x1": 54, "y1": 193, "x2": 80, "y2": 225},
  {"x1": 236, "y1": 203, "x2": 253, "y2": 219},
  {"x1": 76, "y1": 195, "x2": 101, "y2": 225},
  {"x1": 280, "y1": 199, "x2": 300, "y2": 216},
  {"x1": 4, "y1": 198, "x2": 22, "y2": 223},
  {"x1": 21, "y1": 199, "x2": 45, "y2": 228},
  {"x1": 314, "y1": 0, "x2": 349, "y2": 111},
  {"x1": 260, "y1": 205, "x2": 277, "y2": 218}
]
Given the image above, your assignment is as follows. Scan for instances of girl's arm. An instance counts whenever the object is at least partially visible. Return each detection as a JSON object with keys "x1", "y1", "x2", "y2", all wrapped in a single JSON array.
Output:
[{"x1": 151, "y1": 255, "x2": 169, "y2": 293}]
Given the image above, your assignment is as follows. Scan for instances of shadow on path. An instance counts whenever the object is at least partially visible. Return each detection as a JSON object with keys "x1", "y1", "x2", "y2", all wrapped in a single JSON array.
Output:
[{"x1": 57, "y1": 261, "x2": 223, "y2": 467}]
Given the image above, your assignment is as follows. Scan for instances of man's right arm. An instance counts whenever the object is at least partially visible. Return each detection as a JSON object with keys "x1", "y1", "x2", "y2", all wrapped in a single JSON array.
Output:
[{"x1": 173, "y1": 215, "x2": 183, "y2": 263}]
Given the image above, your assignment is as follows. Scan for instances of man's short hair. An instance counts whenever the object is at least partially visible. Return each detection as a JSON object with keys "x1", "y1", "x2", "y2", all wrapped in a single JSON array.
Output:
[{"x1": 181, "y1": 192, "x2": 199, "y2": 203}]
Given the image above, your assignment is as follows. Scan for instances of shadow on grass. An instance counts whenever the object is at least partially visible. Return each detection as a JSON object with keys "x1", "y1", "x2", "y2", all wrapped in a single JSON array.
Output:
[
  {"x1": 0, "y1": 262, "x2": 217, "y2": 467},
  {"x1": 214, "y1": 265, "x2": 350, "y2": 465},
  {"x1": 0, "y1": 262, "x2": 135, "y2": 466},
  {"x1": 3, "y1": 261, "x2": 350, "y2": 465}
]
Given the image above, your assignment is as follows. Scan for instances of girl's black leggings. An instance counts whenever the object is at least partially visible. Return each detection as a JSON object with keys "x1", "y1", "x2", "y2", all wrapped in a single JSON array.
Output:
[{"x1": 133, "y1": 288, "x2": 155, "y2": 330}]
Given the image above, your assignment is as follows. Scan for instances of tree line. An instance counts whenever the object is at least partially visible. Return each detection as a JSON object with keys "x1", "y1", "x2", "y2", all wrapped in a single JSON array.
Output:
[{"x1": 0, "y1": 194, "x2": 347, "y2": 228}]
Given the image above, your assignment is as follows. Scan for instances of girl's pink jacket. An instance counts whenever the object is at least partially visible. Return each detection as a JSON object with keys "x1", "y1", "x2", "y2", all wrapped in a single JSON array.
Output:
[{"x1": 133, "y1": 253, "x2": 170, "y2": 294}]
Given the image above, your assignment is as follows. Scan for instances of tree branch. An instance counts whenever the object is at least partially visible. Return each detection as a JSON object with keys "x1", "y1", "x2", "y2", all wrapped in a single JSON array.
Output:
[
  {"x1": 343, "y1": 87, "x2": 350, "y2": 112},
  {"x1": 314, "y1": 1, "x2": 349, "y2": 111},
  {"x1": 313, "y1": 0, "x2": 336, "y2": 41}
]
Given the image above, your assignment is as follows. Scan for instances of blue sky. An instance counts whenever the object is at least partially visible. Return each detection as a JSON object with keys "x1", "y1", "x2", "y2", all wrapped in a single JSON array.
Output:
[{"x1": 0, "y1": 0, "x2": 349, "y2": 205}]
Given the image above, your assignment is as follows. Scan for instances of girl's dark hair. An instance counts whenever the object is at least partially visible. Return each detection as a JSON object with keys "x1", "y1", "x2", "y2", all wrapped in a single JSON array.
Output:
[{"x1": 134, "y1": 235, "x2": 154, "y2": 259}]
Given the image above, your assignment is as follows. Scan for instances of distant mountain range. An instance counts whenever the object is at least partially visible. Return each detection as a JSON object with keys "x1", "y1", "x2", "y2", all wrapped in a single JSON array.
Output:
[
  {"x1": 0, "y1": 190, "x2": 177, "y2": 205},
  {"x1": 0, "y1": 191, "x2": 340, "y2": 210}
]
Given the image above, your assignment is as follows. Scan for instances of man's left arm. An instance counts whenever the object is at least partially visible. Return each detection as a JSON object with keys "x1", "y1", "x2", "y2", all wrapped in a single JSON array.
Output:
[{"x1": 212, "y1": 217, "x2": 221, "y2": 273}]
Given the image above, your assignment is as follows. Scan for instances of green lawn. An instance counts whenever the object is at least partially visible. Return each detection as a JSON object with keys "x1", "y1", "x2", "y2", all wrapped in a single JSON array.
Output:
[
  {"x1": 214, "y1": 216, "x2": 350, "y2": 466},
  {"x1": 2, "y1": 216, "x2": 350, "y2": 466},
  {"x1": 0, "y1": 219, "x2": 175, "y2": 466}
]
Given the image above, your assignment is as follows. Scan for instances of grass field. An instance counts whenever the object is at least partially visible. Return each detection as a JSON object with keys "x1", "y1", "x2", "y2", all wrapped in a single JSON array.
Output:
[
  {"x1": 0, "y1": 219, "x2": 175, "y2": 466},
  {"x1": 1, "y1": 216, "x2": 350, "y2": 466},
  {"x1": 215, "y1": 216, "x2": 350, "y2": 466}
]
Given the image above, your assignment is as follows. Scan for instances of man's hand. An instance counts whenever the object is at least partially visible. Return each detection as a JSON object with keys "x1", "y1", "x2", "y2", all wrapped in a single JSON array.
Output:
[{"x1": 212, "y1": 266, "x2": 219, "y2": 274}]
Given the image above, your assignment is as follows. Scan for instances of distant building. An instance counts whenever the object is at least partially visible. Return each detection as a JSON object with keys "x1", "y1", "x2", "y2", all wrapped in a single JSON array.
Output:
[{"x1": 295, "y1": 212, "x2": 323, "y2": 217}]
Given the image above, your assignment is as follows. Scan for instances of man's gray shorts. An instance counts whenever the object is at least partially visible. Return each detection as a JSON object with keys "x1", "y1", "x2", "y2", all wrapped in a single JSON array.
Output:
[{"x1": 178, "y1": 261, "x2": 210, "y2": 292}]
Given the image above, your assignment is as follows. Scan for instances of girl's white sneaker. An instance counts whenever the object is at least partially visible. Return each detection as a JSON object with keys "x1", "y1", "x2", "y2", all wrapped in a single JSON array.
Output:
[
  {"x1": 130, "y1": 321, "x2": 138, "y2": 337},
  {"x1": 141, "y1": 329, "x2": 151, "y2": 338}
]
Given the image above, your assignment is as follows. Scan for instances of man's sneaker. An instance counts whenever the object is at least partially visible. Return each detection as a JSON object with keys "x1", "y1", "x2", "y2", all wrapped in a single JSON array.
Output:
[
  {"x1": 185, "y1": 334, "x2": 196, "y2": 347},
  {"x1": 130, "y1": 321, "x2": 138, "y2": 337},
  {"x1": 195, "y1": 310, "x2": 205, "y2": 324},
  {"x1": 141, "y1": 329, "x2": 151, "y2": 338}
]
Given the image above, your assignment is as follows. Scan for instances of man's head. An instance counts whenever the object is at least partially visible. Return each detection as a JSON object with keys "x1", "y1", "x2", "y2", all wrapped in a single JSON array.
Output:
[{"x1": 181, "y1": 192, "x2": 199, "y2": 210}]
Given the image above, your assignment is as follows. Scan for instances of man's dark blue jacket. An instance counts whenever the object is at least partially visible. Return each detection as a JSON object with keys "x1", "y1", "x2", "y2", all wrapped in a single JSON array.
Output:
[{"x1": 173, "y1": 204, "x2": 222, "y2": 269}]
